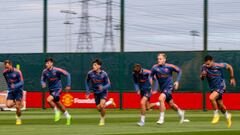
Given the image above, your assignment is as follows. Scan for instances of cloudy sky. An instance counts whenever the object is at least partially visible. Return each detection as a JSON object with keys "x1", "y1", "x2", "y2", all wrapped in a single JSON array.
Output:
[{"x1": 0, "y1": 0, "x2": 240, "y2": 53}]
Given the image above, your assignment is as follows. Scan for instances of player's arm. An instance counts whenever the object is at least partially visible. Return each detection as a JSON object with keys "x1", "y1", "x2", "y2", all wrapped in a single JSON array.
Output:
[
  {"x1": 85, "y1": 73, "x2": 91, "y2": 99},
  {"x1": 226, "y1": 63, "x2": 236, "y2": 86},
  {"x1": 170, "y1": 64, "x2": 182, "y2": 90},
  {"x1": 132, "y1": 74, "x2": 140, "y2": 94},
  {"x1": 57, "y1": 68, "x2": 71, "y2": 90},
  {"x1": 100, "y1": 73, "x2": 111, "y2": 90},
  {"x1": 150, "y1": 67, "x2": 158, "y2": 91},
  {"x1": 144, "y1": 69, "x2": 154, "y2": 86},
  {"x1": 3, "y1": 72, "x2": 8, "y2": 83},
  {"x1": 150, "y1": 75, "x2": 158, "y2": 94},
  {"x1": 200, "y1": 66, "x2": 207, "y2": 80},
  {"x1": 40, "y1": 70, "x2": 47, "y2": 88},
  {"x1": 146, "y1": 70, "x2": 158, "y2": 94},
  {"x1": 13, "y1": 70, "x2": 24, "y2": 89},
  {"x1": 3, "y1": 72, "x2": 10, "y2": 89}
]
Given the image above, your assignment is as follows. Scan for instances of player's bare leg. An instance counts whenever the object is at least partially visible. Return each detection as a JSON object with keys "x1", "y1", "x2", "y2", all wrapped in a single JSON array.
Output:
[
  {"x1": 157, "y1": 93, "x2": 166, "y2": 124},
  {"x1": 209, "y1": 91, "x2": 220, "y2": 124},
  {"x1": 55, "y1": 101, "x2": 71, "y2": 125},
  {"x1": 137, "y1": 97, "x2": 148, "y2": 126},
  {"x1": 15, "y1": 100, "x2": 22, "y2": 117},
  {"x1": 217, "y1": 99, "x2": 231, "y2": 128},
  {"x1": 6, "y1": 100, "x2": 21, "y2": 125},
  {"x1": 15, "y1": 100, "x2": 22, "y2": 125},
  {"x1": 47, "y1": 96, "x2": 61, "y2": 122},
  {"x1": 55, "y1": 101, "x2": 66, "y2": 112},
  {"x1": 98, "y1": 99, "x2": 106, "y2": 126},
  {"x1": 168, "y1": 100, "x2": 185, "y2": 123},
  {"x1": 148, "y1": 102, "x2": 160, "y2": 110},
  {"x1": 47, "y1": 95, "x2": 56, "y2": 108},
  {"x1": 140, "y1": 97, "x2": 148, "y2": 115},
  {"x1": 6, "y1": 100, "x2": 15, "y2": 108}
]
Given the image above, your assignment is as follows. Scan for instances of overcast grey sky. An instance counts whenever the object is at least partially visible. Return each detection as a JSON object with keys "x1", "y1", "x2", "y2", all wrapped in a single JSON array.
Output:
[{"x1": 0, "y1": 0, "x2": 240, "y2": 53}]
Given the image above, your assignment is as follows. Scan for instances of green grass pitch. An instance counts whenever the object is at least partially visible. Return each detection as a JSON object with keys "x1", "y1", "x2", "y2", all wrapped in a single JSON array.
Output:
[{"x1": 0, "y1": 109, "x2": 240, "y2": 135}]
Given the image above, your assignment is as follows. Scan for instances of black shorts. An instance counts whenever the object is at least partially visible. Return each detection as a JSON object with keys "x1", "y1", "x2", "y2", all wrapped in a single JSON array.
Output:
[
  {"x1": 50, "y1": 89, "x2": 62, "y2": 102},
  {"x1": 140, "y1": 89, "x2": 151, "y2": 101},
  {"x1": 161, "y1": 89, "x2": 173, "y2": 103},
  {"x1": 94, "y1": 91, "x2": 108, "y2": 105},
  {"x1": 7, "y1": 90, "x2": 23, "y2": 101},
  {"x1": 211, "y1": 89, "x2": 225, "y2": 100}
]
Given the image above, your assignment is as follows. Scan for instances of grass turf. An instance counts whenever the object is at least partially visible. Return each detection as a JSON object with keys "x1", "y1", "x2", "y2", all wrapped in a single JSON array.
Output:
[{"x1": 0, "y1": 109, "x2": 240, "y2": 135}]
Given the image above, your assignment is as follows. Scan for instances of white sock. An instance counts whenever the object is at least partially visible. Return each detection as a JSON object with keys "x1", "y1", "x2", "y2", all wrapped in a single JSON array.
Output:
[
  {"x1": 214, "y1": 110, "x2": 219, "y2": 116},
  {"x1": 54, "y1": 107, "x2": 59, "y2": 114},
  {"x1": 159, "y1": 112, "x2": 164, "y2": 121},
  {"x1": 141, "y1": 115, "x2": 145, "y2": 122},
  {"x1": 224, "y1": 111, "x2": 229, "y2": 119},
  {"x1": 105, "y1": 100, "x2": 113, "y2": 107},
  {"x1": 155, "y1": 102, "x2": 160, "y2": 106},
  {"x1": 177, "y1": 109, "x2": 183, "y2": 116},
  {"x1": 64, "y1": 111, "x2": 70, "y2": 118}
]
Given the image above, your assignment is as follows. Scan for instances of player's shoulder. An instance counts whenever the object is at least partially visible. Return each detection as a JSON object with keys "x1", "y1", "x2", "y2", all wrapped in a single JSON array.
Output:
[
  {"x1": 151, "y1": 64, "x2": 159, "y2": 69},
  {"x1": 165, "y1": 63, "x2": 179, "y2": 69},
  {"x1": 42, "y1": 68, "x2": 48, "y2": 73},
  {"x1": 53, "y1": 66, "x2": 62, "y2": 71},
  {"x1": 54, "y1": 67, "x2": 68, "y2": 73},
  {"x1": 201, "y1": 63, "x2": 206, "y2": 67},
  {"x1": 101, "y1": 70, "x2": 108, "y2": 76},
  {"x1": 87, "y1": 70, "x2": 94, "y2": 75},
  {"x1": 214, "y1": 62, "x2": 227, "y2": 67},
  {"x1": 14, "y1": 68, "x2": 22, "y2": 74},
  {"x1": 2, "y1": 69, "x2": 8, "y2": 74}
]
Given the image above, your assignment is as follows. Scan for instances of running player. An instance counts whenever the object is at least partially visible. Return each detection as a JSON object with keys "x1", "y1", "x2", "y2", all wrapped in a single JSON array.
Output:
[
  {"x1": 41, "y1": 58, "x2": 72, "y2": 125},
  {"x1": 85, "y1": 59, "x2": 116, "y2": 126},
  {"x1": 3, "y1": 60, "x2": 24, "y2": 125},
  {"x1": 200, "y1": 55, "x2": 236, "y2": 128},
  {"x1": 132, "y1": 64, "x2": 160, "y2": 126},
  {"x1": 151, "y1": 53, "x2": 185, "y2": 124}
]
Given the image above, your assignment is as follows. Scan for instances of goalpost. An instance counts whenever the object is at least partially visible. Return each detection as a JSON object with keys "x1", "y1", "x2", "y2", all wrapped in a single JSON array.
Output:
[{"x1": 0, "y1": 62, "x2": 27, "y2": 111}]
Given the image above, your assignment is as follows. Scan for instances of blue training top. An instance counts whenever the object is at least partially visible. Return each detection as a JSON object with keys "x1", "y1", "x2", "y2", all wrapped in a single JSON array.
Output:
[
  {"x1": 3, "y1": 68, "x2": 24, "y2": 91},
  {"x1": 41, "y1": 66, "x2": 71, "y2": 91},
  {"x1": 85, "y1": 69, "x2": 111, "y2": 95},
  {"x1": 201, "y1": 62, "x2": 227, "y2": 91},
  {"x1": 151, "y1": 63, "x2": 182, "y2": 91},
  {"x1": 132, "y1": 68, "x2": 152, "y2": 91}
]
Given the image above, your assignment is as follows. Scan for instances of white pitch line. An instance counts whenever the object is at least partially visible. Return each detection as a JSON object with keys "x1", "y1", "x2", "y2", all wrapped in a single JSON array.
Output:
[{"x1": 98, "y1": 129, "x2": 240, "y2": 135}]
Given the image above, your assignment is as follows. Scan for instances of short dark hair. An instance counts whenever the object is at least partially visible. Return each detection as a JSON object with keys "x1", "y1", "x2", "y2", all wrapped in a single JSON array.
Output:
[
  {"x1": 204, "y1": 55, "x2": 213, "y2": 62},
  {"x1": 45, "y1": 57, "x2": 54, "y2": 63},
  {"x1": 4, "y1": 60, "x2": 12, "y2": 65},
  {"x1": 133, "y1": 64, "x2": 142, "y2": 73},
  {"x1": 92, "y1": 59, "x2": 102, "y2": 65}
]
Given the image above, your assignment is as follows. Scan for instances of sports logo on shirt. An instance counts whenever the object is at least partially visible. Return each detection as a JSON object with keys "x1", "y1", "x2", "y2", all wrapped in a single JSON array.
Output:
[
  {"x1": 163, "y1": 68, "x2": 169, "y2": 72},
  {"x1": 52, "y1": 71, "x2": 56, "y2": 76},
  {"x1": 12, "y1": 73, "x2": 16, "y2": 78}
]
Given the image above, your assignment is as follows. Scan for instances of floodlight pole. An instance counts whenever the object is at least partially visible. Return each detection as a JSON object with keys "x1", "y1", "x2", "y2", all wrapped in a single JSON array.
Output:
[
  {"x1": 202, "y1": 0, "x2": 208, "y2": 111},
  {"x1": 43, "y1": 0, "x2": 48, "y2": 53},
  {"x1": 120, "y1": 0, "x2": 124, "y2": 52},
  {"x1": 42, "y1": 0, "x2": 48, "y2": 109},
  {"x1": 119, "y1": 0, "x2": 125, "y2": 110}
]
